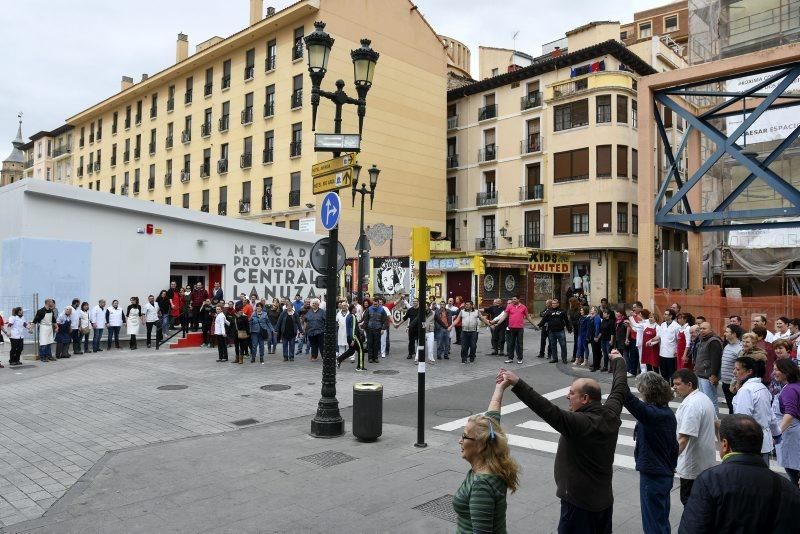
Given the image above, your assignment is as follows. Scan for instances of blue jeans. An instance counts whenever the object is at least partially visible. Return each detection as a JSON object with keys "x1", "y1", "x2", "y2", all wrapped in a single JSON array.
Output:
[
  {"x1": 639, "y1": 473, "x2": 673, "y2": 534},
  {"x1": 435, "y1": 329, "x2": 449, "y2": 358},
  {"x1": 698, "y1": 378, "x2": 719, "y2": 416},
  {"x1": 250, "y1": 333, "x2": 265, "y2": 360},
  {"x1": 39, "y1": 343, "x2": 52, "y2": 359},
  {"x1": 161, "y1": 314, "x2": 171, "y2": 335},
  {"x1": 282, "y1": 339, "x2": 296, "y2": 359},
  {"x1": 107, "y1": 326, "x2": 121, "y2": 348},
  {"x1": 92, "y1": 328, "x2": 104, "y2": 351},
  {"x1": 576, "y1": 334, "x2": 589, "y2": 359},
  {"x1": 266, "y1": 330, "x2": 276, "y2": 351},
  {"x1": 548, "y1": 330, "x2": 568, "y2": 362}
]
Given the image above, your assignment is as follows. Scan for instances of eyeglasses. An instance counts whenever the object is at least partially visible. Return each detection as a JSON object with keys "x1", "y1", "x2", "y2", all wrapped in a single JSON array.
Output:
[{"x1": 460, "y1": 433, "x2": 476, "y2": 441}]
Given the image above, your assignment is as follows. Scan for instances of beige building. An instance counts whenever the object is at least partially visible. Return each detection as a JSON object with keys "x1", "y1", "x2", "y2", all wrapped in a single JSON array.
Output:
[
  {"x1": 446, "y1": 21, "x2": 685, "y2": 304},
  {"x1": 621, "y1": 1, "x2": 688, "y2": 56},
  {"x1": 19, "y1": 125, "x2": 74, "y2": 184},
  {"x1": 66, "y1": 0, "x2": 446, "y2": 257}
]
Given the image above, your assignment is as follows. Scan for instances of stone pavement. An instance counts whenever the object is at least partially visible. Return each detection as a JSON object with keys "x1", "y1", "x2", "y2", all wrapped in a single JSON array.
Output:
[{"x1": 0, "y1": 327, "x2": 546, "y2": 529}]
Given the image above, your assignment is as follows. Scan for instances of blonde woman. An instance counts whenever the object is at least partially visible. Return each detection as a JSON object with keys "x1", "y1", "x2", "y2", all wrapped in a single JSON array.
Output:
[{"x1": 453, "y1": 380, "x2": 520, "y2": 533}]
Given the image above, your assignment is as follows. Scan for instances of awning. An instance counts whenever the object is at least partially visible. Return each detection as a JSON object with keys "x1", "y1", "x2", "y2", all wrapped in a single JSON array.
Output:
[{"x1": 485, "y1": 260, "x2": 530, "y2": 269}]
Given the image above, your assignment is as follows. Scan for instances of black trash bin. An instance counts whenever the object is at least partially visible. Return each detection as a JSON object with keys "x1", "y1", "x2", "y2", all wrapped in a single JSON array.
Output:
[{"x1": 353, "y1": 382, "x2": 383, "y2": 441}]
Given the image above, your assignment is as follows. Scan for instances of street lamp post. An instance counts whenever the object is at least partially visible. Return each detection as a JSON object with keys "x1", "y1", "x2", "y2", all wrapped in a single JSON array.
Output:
[
  {"x1": 305, "y1": 22, "x2": 379, "y2": 438},
  {"x1": 351, "y1": 164, "x2": 381, "y2": 304}
]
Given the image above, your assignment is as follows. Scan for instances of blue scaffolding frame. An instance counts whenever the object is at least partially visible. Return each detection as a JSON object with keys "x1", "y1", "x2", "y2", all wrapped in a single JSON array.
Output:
[{"x1": 652, "y1": 62, "x2": 800, "y2": 233}]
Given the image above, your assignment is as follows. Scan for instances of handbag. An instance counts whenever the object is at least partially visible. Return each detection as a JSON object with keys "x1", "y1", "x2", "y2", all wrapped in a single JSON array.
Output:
[
  {"x1": 81, "y1": 325, "x2": 91, "y2": 334},
  {"x1": 237, "y1": 329, "x2": 249, "y2": 340}
]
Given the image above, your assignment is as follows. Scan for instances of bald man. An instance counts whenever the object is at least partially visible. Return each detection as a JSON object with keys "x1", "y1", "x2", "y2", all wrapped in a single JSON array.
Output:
[
  {"x1": 498, "y1": 351, "x2": 627, "y2": 533},
  {"x1": 694, "y1": 322, "x2": 723, "y2": 415}
]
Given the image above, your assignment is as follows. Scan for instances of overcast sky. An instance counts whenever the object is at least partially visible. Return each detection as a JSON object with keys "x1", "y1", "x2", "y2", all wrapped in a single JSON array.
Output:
[{"x1": 1, "y1": 0, "x2": 668, "y2": 148}]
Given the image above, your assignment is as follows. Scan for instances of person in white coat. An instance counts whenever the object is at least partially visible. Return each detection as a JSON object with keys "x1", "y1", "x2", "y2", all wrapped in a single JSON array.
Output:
[
  {"x1": 126, "y1": 297, "x2": 142, "y2": 350},
  {"x1": 214, "y1": 305, "x2": 230, "y2": 362},
  {"x1": 336, "y1": 302, "x2": 349, "y2": 359},
  {"x1": 78, "y1": 302, "x2": 91, "y2": 354},
  {"x1": 90, "y1": 300, "x2": 107, "y2": 353},
  {"x1": 106, "y1": 300, "x2": 125, "y2": 350},
  {"x1": 32, "y1": 299, "x2": 57, "y2": 362},
  {"x1": 733, "y1": 355, "x2": 779, "y2": 465},
  {"x1": 70, "y1": 298, "x2": 82, "y2": 355},
  {"x1": 142, "y1": 295, "x2": 160, "y2": 348}
]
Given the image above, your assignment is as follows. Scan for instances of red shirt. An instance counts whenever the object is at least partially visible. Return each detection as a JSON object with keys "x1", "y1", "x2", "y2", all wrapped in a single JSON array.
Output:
[{"x1": 505, "y1": 304, "x2": 529, "y2": 329}]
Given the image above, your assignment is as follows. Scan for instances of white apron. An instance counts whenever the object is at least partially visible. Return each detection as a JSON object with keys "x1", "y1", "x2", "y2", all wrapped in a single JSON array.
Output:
[
  {"x1": 336, "y1": 313, "x2": 348, "y2": 347},
  {"x1": 39, "y1": 311, "x2": 55, "y2": 345},
  {"x1": 126, "y1": 308, "x2": 142, "y2": 337}
]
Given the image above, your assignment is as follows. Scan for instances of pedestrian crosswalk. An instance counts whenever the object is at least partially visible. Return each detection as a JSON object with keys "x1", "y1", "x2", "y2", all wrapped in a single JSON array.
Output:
[{"x1": 434, "y1": 386, "x2": 784, "y2": 473}]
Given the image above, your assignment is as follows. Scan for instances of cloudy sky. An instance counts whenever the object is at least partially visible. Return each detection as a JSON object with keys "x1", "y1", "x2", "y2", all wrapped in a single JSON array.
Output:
[{"x1": 0, "y1": 0, "x2": 668, "y2": 147}]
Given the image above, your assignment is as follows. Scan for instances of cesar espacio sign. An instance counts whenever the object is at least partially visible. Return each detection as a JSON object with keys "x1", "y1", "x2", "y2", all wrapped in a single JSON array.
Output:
[{"x1": 229, "y1": 242, "x2": 322, "y2": 300}]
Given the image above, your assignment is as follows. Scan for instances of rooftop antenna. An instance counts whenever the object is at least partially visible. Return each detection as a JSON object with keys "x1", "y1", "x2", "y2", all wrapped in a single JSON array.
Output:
[{"x1": 512, "y1": 31, "x2": 519, "y2": 58}]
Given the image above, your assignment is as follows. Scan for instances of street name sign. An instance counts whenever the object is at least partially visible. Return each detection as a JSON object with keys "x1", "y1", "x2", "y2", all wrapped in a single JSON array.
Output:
[{"x1": 314, "y1": 133, "x2": 361, "y2": 153}]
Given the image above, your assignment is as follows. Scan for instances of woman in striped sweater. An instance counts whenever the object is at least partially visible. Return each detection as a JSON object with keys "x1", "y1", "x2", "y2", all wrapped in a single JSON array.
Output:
[{"x1": 453, "y1": 380, "x2": 520, "y2": 533}]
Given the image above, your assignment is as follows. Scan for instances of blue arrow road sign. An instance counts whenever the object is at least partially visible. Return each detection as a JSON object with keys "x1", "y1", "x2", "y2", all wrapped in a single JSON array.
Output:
[{"x1": 320, "y1": 192, "x2": 341, "y2": 231}]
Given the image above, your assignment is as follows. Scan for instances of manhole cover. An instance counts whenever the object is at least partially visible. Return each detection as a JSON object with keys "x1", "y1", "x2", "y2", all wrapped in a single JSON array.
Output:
[
  {"x1": 14, "y1": 365, "x2": 36, "y2": 370},
  {"x1": 372, "y1": 369, "x2": 399, "y2": 375},
  {"x1": 294, "y1": 393, "x2": 303, "y2": 396},
  {"x1": 413, "y1": 494, "x2": 457, "y2": 523},
  {"x1": 435, "y1": 409, "x2": 473, "y2": 418},
  {"x1": 241, "y1": 394, "x2": 251, "y2": 398},
  {"x1": 156, "y1": 385, "x2": 188, "y2": 391},
  {"x1": 260, "y1": 384, "x2": 291, "y2": 391},
  {"x1": 230, "y1": 418, "x2": 259, "y2": 426},
  {"x1": 298, "y1": 450, "x2": 357, "y2": 468}
]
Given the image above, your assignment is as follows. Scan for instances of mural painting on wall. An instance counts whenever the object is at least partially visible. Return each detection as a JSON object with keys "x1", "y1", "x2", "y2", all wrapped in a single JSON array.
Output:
[
  {"x1": 230, "y1": 242, "x2": 320, "y2": 300},
  {"x1": 373, "y1": 257, "x2": 410, "y2": 297}
]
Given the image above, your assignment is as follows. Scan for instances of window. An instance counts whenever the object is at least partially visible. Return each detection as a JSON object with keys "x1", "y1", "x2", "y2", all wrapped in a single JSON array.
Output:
[
  {"x1": 185, "y1": 76, "x2": 193, "y2": 104},
  {"x1": 242, "y1": 181, "x2": 251, "y2": 202},
  {"x1": 524, "y1": 211, "x2": 541, "y2": 247},
  {"x1": 202, "y1": 108, "x2": 212, "y2": 136},
  {"x1": 242, "y1": 92, "x2": 254, "y2": 124},
  {"x1": 110, "y1": 175, "x2": 116, "y2": 193},
  {"x1": 554, "y1": 204, "x2": 589, "y2": 235},
  {"x1": 266, "y1": 39, "x2": 277, "y2": 71},
  {"x1": 202, "y1": 189, "x2": 210, "y2": 211},
  {"x1": 293, "y1": 27, "x2": 304, "y2": 60},
  {"x1": 289, "y1": 172, "x2": 301, "y2": 206},
  {"x1": 263, "y1": 130, "x2": 274, "y2": 163},
  {"x1": 96, "y1": 118, "x2": 102, "y2": 141},
  {"x1": 482, "y1": 215, "x2": 495, "y2": 240},
  {"x1": 596, "y1": 95, "x2": 611, "y2": 123},
  {"x1": 183, "y1": 153, "x2": 191, "y2": 173},
  {"x1": 275, "y1": 221, "x2": 286, "y2": 228},
  {"x1": 289, "y1": 220, "x2": 299, "y2": 230},
  {"x1": 553, "y1": 148, "x2": 589, "y2": 182},
  {"x1": 617, "y1": 145, "x2": 628, "y2": 178},
  {"x1": 220, "y1": 101, "x2": 230, "y2": 131},
  {"x1": 596, "y1": 145, "x2": 612, "y2": 178},
  {"x1": 166, "y1": 122, "x2": 174, "y2": 148},
  {"x1": 219, "y1": 186, "x2": 227, "y2": 215},
  {"x1": 133, "y1": 168, "x2": 141, "y2": 193},
  {"x1": 291, "y1": 123, "x2": 302, "y2": 157},
  {"x1": 265, "y1": 84, "x2": 275, "y2": 117},
  {"x1": 125, "y1": 106, "x2": 131, "y2": 129},
  {"x1": 664, "y1": 14, "x2": 678, "y2": 32},
  {"x1": 479, "y1": 94, "x2": 496, "y2": 121},
  {"x1": 620, "y1": 30, "x2": 628, "y2": 40},
  {"x1": 596, "y1": 202, "x2": 612, "y2": 233},
  {"x1": 632, "y1": 149, "x2": 638, "y2": 181},
  {"x1": 205, "y1": 67, "x2": 213, "y2": 96},
  {"x1": 639, "y1": 21, "x2": 652, "y2": 38},
  {"x1": 111, "y1": 143, "x2": 117, "y2": 166},
  {"x1": 241, "y1": 136, "x2": 253, "y2": 168},
  {"x1": 149, "y1": 128, "x2": 156, "y2": 154},
  {"x1": 148, "y1": 164, "x2": 156, "y2": 189},
  {"x1": 150, "y1": 93, "x2": 158, "y2": 118},
  {"x1": 112, "y1": 112, "x2": 118, "y2": 134},
  {"x1": 617, "y1": 95, "x2": 628, "y2": 123},
  {"x1": 554, "y1": 99, "x2": 588, "y2": 131},
  {"x1": 168, "y1": 85, "x2": 175, "y2": 111},
  {"x1": 165, "y1": 196, "x2": 171, "y2": 205},
  {"x1": 663, "y1": 106, "x2": 673, "y2": 128},
  {"x1": 245, "y1": 48, "x2": 255, "y2": 80},
  {"x1": 135, "y1": 100, "x2": 142, "y2": 124},
  {"x1": 222, "y1": 59, "x2": 231, "y2": 89},
  {"x1": 632, "y1": 100, "x2": 638, "y2": 128},
  {"x1": 182, "y1": 193, "x2": 189, "y2": 209},
  {"x1": 522, "y1": 163, "x2": 542, "y2": 200},
  {"x1": 491, "y1": 68, "x2": 499, "y2": 77},
  {"x1": 124, "y1": 138, "x2": 130, "y2": 162},
  {"x1": 134, "y1": 134, "x2": 141, "y2": 158},
  {"x1": 183, "y1": 115, "x2": 192, "y2": 143},
  {"x1": 263, "y1": 177, "x2": 273, "y2": 210},
  {"x1": 291, "y1": 75, "x2": 303, "y2": 108},
  {"x1": 219, "y1": 143, "x2": 229, "y2": 173},
  {"x1": 617, "y1": 203, "x2": 629, "y2": 233},
  {"x1": 202, "y1": 148, "x2": 211, "y2": 177},
  {"x1": 632, "y1": 205, "x2": 638, "y2": 234}
]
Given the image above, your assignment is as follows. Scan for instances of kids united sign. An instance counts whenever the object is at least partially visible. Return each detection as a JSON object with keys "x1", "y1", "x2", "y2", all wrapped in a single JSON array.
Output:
[{"x1": 529, "y1": 251, "x2": 571, "y2": 273}]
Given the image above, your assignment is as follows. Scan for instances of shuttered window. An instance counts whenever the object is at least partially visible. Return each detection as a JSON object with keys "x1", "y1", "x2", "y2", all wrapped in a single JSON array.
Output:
[
  {"x1": 554, "y1": 204, "x2": 589, "y2": 235},
  {"x1": 597, "y1": 202, "x2": 612, "y2": 233},
  {"x1": 554, "y1": 148, "x2": 589, "y2": 182},
  {"x1": 596, "y1": 145, "x2": 612, "y2": 178},
  {"x1": 617, "y1": 145, "x2": 628, "y2": 178}
]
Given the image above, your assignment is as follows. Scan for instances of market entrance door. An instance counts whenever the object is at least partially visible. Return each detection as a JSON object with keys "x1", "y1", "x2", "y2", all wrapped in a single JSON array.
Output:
[
  {"x1": 169, "y1": 263, "x2": 223, "y2": 292},
  {"x1": 447, "y1": 271, "x2": 472, "y2": 302}
]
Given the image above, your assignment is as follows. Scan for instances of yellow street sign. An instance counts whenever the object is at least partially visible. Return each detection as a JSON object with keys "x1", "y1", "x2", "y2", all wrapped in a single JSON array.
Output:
[
  {"x1": 313, "y1": 168, "x2": 353, "y2": 195},
  {"x1": 312, "y1": 153, "x2": 357, "y2": 178}
]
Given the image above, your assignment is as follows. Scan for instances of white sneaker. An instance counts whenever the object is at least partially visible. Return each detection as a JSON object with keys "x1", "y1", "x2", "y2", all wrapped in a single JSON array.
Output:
[
  {"x1": 350, "y1": 356, "x2": 356, "y2": 362},
  {"x1": 380, "y1": 354, "x2": 386, "y2": 358}
]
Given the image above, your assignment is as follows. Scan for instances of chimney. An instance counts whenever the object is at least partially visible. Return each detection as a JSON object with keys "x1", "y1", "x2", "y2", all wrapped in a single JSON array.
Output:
[
  {"x1": 141, "y1": 73, "x2": 149, "y2": 82},
  {"x1": 176, "y1": 33, "x2": 189, "y2": 63},
  {"x1": 266, "y1": 6, "x2": 275, "y2": 17},
  {"x1": 249, "y1": 0, "x2": 263, "y2": 25},
  {"x1": 121, "y1": 76, "x2": 134, "y2": 91}
]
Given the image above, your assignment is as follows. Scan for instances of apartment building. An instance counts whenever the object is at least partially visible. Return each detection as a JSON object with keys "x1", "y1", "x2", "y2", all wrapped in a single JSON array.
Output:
[
  {"x1": 66, "y1": 0, "x2": 446, "y2": 257},
  {"x1": 446, "y1": 21, "x2": 684, "y2": 304},
  {"x1": 621, "y1": 1, "x2": 688, "y2": 55},
  {"x1": 18, "y1": 125, "x2": 74, "y2": 184}
]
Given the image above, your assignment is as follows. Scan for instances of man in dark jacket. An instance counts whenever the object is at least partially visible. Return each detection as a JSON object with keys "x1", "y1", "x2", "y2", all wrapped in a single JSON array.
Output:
[
  {"x1": 498, "y1": 355, "x2": 627, "y2": 533},
  {"x1": 190, "y1": 283, "x2": 209, "y2": 331},
  {"x1": 481, "y1": 298, "x2": 507, "y2": 357},
  {"x1": 679, "y1": 414, "x2": 800, "y2": 534},
  {"x1": 538, "y1": 299, "x2": 572, "y2": 364},
  {"x1": 694, "y1": 322, "x2": 723, "y2": 415}
]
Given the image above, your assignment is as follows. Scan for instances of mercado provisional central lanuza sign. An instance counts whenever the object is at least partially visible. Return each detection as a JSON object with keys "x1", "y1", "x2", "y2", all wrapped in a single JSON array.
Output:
[
  {"x1": 530, "y1": 251, "x2": 571, "y2": 273},
  {"x1": 230, "y1": 243, "x2": 321, "y2": 299}
]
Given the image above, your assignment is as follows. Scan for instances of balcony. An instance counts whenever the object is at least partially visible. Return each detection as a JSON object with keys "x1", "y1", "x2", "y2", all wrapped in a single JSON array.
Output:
[
  {"x1": 264, "y1": 102, "x2": 275, "y2": 118},
  {"x1": 478, "y1": 144, "x2": 497, "y2": 163},
  {"x1": 121, "y1": 185, "x2": 128, "y2": 196},
  {"x1": 241, "y1": 107, "x2": 253, "y2": 125},
  {"x1": 149, "y1": 142, "x2": 156, "y2": 155},
  {"x1": 288, "y1": 190, "x2": 300, "y2": 207},
  {"x1": 291, "y1": 90, "x2": 302, "y2": 109},
  {"x1": 265, "y1": 55, "x2": 276, "y2": 72},
  {"x1": 475, "y1": 237, "x2": 496, "y2": 251},
  {"x1": 476, "y1": 190, "x2": 498, "y2": 207},
  {"x1": 518, "y1": 234, "x2": 542, "y2": 248},
  {"x1": 167, "y1": 98, "x2": 174, "y2": 112},
  {"x1": 240, "y1": 153, "x2": 252, "y2": 169},
  {"x1": 165, "y1": 135, "x2": 173, "y2": 149},
  {"x1": 446, "y1": 154, "x2": 459, "y2": 169},
  {"x1": 123, "y1": 150, "x2": 130, "y2": 163},
  {"x1": 147, "y1": 177, "x2": 155, "y2": 191},
  {"x1": 219, "y1": 115, "x2": 229, "y2": 132},
  {"x1": 520, "y1": 134, "x2": 542, "y2": 154},
  {"x1": 135, "y1": 115, "x2": 142, "y2": 126},
  {"x1": 110, "y1": 155, "x2": 117, "y2": 167},
  {"x1": 184, "y1": 89, "x2": 193, "y2": 105},
  {"x1": 87, "y1": 163, "x2": 93, "y2": 174},
  {"x1": 551, "y1": 78, "x2": 589, "y2": 99},
  {"x1": 201, "y1": 204, "x2": 209, "y2": 213},
  {"x1": 200, "y1": 163, "x2": 210, "y2": 178},
  {"x1": 89, "y1": 133, "x2": 94, "y2": 144},
  {"x1": 94, "y1": 161, "x2": 100, "y2": 172},
  {"x1": 221, "y1": 75, "x2": 231, "y2": 90},
  {"x1": 262, "y1": 148, "x2": 273, "y2": 164},
  {"x1": 77, "y1": 167, "x2": 83, "y2": 177},
  {"x1": 133, "y1": 181, "x2": 140, "y2": 194},
  {"x1": 201, "y1": 122, "x2": 211, "y2": 137},
  {"x1": 218, "y1": 202, "x2": 227, "y2": 216},
  {"x1": 217, "y1": 159, "x2": 228, "y2": 174},
  {"x1": 164, "y1": 172, "x2": 172, "y2": 187},
  {"x1": 446, "y1": 194, "x2": 457, "y2": 211},
  {"x1": 519, "y1": 184, "x2": 544, "y2": 202},
  {"x1": 521, "y1": 92, "x2": 542, "y2": 110},
  {"x1": 239, "y1": 200, "x2": 251, "y2": 214},
  {"x1": 244, "y1": 65, "x2": 254, "y2": 81},
  {"x1": 134, "y1": 147, "x2": 141, "y2": 159},
  {"x1": 150, "y1": 107, "x2": 157, "y2": 119},
  {"x1": 290, "y1": 141, "x2": 302, "y2": 158},
  {"x1": 262, "y1": 195, "x2": 272, "y2": 211},
  {"x1": 447, "y1": 115, "x2": 458, "y2": 129},
  {"x1": 124, "y1": 119, "x2": 131, "y2": 130},
  {"x1": 181, "y1": 131, "x2": 191, "y2": 144},
  {"x1": 180, "y1": 170, "x2": 190, "y2": 183},
  {"x1": 204, "y1": 83, "x2": 212, "y2": 97},
  {"x1": 478, "y1": 104, "x2": 497, "y2": 121}
]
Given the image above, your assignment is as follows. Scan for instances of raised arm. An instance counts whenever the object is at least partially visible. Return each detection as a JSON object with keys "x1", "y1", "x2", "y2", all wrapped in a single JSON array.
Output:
[{"x1": 603, "y1": 351, "x2": 628, "y2": 416}]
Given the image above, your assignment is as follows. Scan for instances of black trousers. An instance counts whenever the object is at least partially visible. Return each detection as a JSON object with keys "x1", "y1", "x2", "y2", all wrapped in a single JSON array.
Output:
[
  {"x1": 539, "y1": 327, "x2": 550, "y2": 358},
  {"x1": 407, "y1": 328, "x2": 417, "y2": 357},
  {"x1": 460, "y1": 331, "x2": 477, "y2": 362},
  {"x1": 190, "y1": 306, "x2": 201, "y2": 330},
  {"x1": 366, "y1": 329, "x2": 381, "y2": 361},
  {"x1": 558, "y1": 500, "x2": 612, "y2": 534},
  {"x1": 454, "y1": 325, "x2": 462, "y2": 344},
  {"x1": 590, "y1": 340, "x2": 602, "y2": 370},
  {"x1": 145, "y1": 321, "x2": 157, "y2": 346},
  {"x1": 679, "y1": 478, "x2": 694, "y2": 505},
  {"x1": 506, "y1": 328, "x2": 524, "y2": 360},
  {"x1": 660, "y1": 357, "x2": 677, "y2": 383},
  {"x1": 216, "y1": 335, "x2": 228, "y2": 360},
  {"x1": 571, "y1": 328, "x2": 579, "y2": 359},
  {"x1": 309, "y1": 333, "x2": 323, "y2": 358},
  {"x1": 491, "y1": 324, "x2": 506, "y2": 354},
  {"x1": 337, "y1": 337, "x2": 365, "y2": 369},
  {"x1": 722, "y1": 382, "x2": 735, "y2": 413},
  {"x1": 71, "y1": 329, "x2": 82, "y2": 352},
  {"x1": 10, "y1": 338, "x2": 24, "y2": 363}
]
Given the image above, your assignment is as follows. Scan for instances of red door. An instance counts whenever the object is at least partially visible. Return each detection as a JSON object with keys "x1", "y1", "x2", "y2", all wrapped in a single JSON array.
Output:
[{"x1": 447, "y1": 271, "x2": 472, "y2": 302}]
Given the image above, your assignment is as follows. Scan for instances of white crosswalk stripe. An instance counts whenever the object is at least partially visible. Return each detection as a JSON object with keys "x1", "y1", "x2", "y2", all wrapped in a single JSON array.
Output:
[{"x1": 435, "y1": 386, "x2": 784, "y2": 473}]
